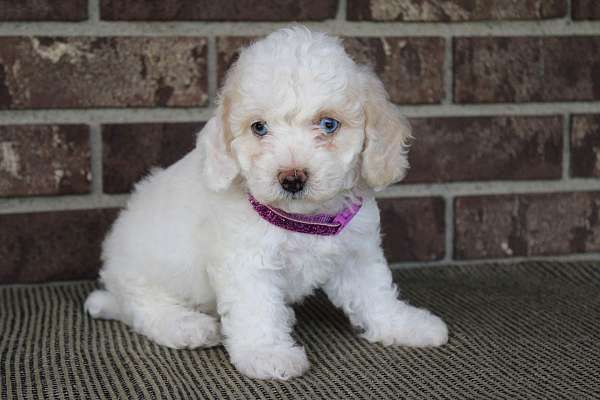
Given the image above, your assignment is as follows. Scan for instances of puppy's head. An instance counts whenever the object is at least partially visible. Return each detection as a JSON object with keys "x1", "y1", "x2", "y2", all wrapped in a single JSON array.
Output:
[{"x1": 200, "y1": 27, "x2": 411, "y2": 212}]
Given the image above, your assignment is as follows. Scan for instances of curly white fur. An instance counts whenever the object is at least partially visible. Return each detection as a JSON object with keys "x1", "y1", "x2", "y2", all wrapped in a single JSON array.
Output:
[{"x1": 85, "y1": 27, "x2": 447, "y2": 380}]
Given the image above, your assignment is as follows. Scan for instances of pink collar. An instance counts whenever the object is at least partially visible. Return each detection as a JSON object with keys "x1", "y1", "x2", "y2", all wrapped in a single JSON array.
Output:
[{"x1": 248, "y1": 194, "x2": 362, "y2": 235}]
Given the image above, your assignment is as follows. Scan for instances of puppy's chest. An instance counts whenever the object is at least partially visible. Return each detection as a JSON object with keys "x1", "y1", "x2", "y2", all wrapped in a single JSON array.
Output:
[{"x1": 274, "y1": 233, "x2": 356, "y2": 301}]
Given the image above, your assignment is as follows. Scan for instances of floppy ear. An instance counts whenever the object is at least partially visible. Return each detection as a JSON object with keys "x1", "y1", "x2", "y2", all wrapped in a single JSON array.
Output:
[
  {"x1": 198, "y1": 105, "x2": 239, "y2": 192},
  {"x1": 360, "y1": 69, "x2": 412, "y2": 191}
]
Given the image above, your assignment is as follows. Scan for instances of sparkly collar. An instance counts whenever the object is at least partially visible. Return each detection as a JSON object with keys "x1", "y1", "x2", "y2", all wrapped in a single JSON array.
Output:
[{"x1": 248, "y1": 194, "x2": 363, "y2": 236}]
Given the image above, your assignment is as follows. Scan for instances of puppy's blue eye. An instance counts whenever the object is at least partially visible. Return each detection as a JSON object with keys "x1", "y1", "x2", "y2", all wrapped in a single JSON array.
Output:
[
  {"x1": 318, "y1": 117, "x2": 340, "y2": 135},
  {"x1": 251, "y1": 121, "x2": 268, "y2": 137}
]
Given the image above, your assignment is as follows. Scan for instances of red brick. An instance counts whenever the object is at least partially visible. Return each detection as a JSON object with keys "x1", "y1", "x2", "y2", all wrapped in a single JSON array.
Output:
[
  {"x1": 0, "y1": 0, "x2": 87, "y2": 21},
  {"x1": 571, "y1": 115, "x2": 600, "y2": 178},
  {"x1": 378, "y1": 197, "x2": 445, "y2": 262},
  {"x1": 100, "y1": 0, "x2": 337, "y2": 21},
  {"x1": 572, "y1": 0, "x2": 600, "y2": 20},
  {"x1": 348, "y1": 0, "x2": 566, "y2": 21},
  {"x1": 102, "y1": 122, "x2": 202, "y2": 194},
  {"x1": 0, "y1": 209, "x2": 119, "y2": 284},
  {"x1": 0, "y1": 37, "x2": 207, "y2": 109},
  {"x1": 454, "y1": 37, "x2": 600, "y2": 103},
  {"x1": 0, "y1": 125, "x2": 90, "y2": 197},
  {"x1": 345, "y1": 37, "x2": 445, "y2": 104},
  {"x1": 455, "y1": 192, "x2": 600, "y2": 259},
  {"x1": 405, "y1": 116, "x2": 563, "y2": 183}
]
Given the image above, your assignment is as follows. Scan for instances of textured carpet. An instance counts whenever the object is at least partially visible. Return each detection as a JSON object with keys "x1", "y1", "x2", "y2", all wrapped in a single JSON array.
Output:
[{"x1": 1, "y1": 261, "x2": 599, "y2": 399}]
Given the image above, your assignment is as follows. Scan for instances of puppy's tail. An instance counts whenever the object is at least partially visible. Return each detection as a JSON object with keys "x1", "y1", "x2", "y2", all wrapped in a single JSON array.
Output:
[{"x1": 84, "y1": 289, "x2": 122, "y2": 321}]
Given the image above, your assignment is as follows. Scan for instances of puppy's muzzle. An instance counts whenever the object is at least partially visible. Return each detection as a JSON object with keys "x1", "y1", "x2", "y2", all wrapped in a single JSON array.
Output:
[{"x1": 278, "y1": 169, "x2": 308, "y2": 194}]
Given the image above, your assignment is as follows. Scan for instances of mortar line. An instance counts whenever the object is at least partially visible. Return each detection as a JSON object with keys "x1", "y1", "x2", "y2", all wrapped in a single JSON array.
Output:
[
  {"x1": 0, "y1": 194, "x2": 128, "y2": 214},
  {"x1": 2, "y1": 101, "x2": 600, "y2": 125},
  {"x1": 336, "y1": 0, "x2": 347, "y2": 22},
  {"x1": 566, "y1": 0, "x2": 573, "y2": 22},
  {"x1": 0, "y1": 108, "x2": 214, "y2": 124},
  {"x1": 88, "y1": 123, "x2": 103, "y2": 195},
  {"x1": 443, "y1": 194, "x2": 455, "y2": 262},
  {"x1": 87, "y1": 0, "x2": 100, "y2": 22},
  {"x1": 1, "y1": 19, "x2": 600, "y2": 37},
  {"x1": 377, "y1": 179, "x2": 600, "y2": 198},
  {"x1": 562, "y1": 112, "x2": 571, "y2": 179},
  {"x1": 390, "y1": 251, "x2": 600, "y2": 270}
]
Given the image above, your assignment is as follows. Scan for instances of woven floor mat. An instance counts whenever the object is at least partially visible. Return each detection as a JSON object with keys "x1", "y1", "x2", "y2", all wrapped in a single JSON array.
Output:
[{"x1": 1, "y1": 261, "x2": 599, "y2": 399}]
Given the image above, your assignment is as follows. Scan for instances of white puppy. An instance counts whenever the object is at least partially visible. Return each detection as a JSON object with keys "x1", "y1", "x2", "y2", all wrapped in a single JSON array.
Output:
[{"x1": 85, "y1": 27, "x2": 448, "y2": 380}]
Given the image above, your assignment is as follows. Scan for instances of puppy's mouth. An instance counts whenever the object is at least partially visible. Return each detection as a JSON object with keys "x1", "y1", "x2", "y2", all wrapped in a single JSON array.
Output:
[
  {"x1": 249, "y1": 169, "x2": 340, "y2": 213},
  {"x1": 281, "y1": 188, "x2": 307, "y2": 200}
]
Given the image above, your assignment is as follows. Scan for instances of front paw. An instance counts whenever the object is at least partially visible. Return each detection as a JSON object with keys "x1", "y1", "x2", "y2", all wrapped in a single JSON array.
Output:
[
  {"x1": 364, "y1": 306, "x2": 448, "y2": 348},
  {"x1": 229, "y1": 344, "x2": 310, "y2": 380}
]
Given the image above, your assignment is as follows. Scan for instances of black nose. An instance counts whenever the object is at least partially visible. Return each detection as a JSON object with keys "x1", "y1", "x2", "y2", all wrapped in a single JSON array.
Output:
[{"x1": 278, "y1": 169, "x2": 308, "y2": 193}]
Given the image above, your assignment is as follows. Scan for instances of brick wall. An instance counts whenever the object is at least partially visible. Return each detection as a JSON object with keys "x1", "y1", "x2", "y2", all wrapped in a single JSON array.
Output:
[{"x1": 1, "y1": 0, "x2": 599, "y2": 283}]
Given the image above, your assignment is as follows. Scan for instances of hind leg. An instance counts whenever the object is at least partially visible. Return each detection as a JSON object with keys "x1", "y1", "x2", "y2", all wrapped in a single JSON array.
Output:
[
  {"x1": 131, "y1": 304, "x2": 222, "y2": 349},
  {"x1": 85, "y1": 289, "x2": 222, "y2": 349}
]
